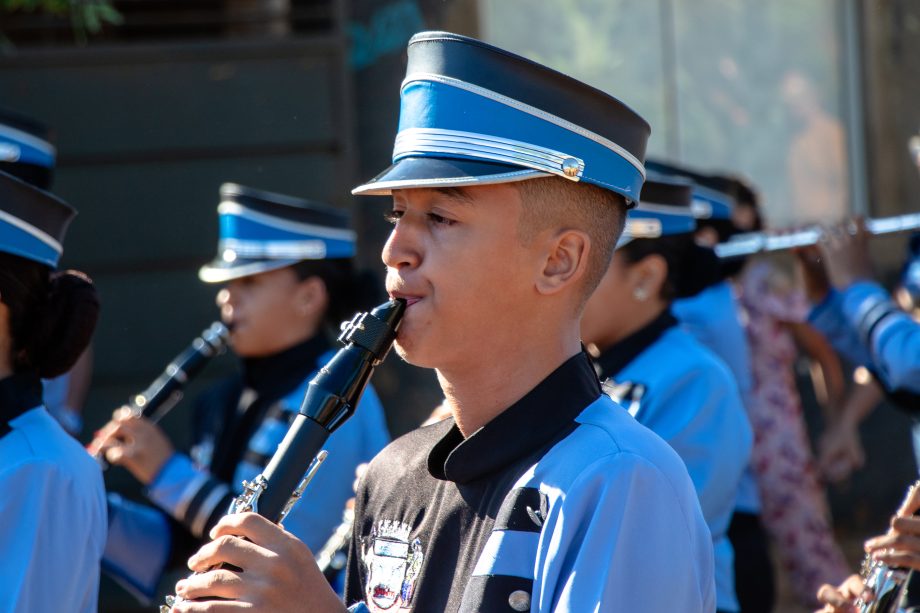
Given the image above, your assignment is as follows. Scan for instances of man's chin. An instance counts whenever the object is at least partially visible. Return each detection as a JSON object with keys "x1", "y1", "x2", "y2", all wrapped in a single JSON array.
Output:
[{"x1": 392, "y1": 338, "x2": 437, "y2": 369}]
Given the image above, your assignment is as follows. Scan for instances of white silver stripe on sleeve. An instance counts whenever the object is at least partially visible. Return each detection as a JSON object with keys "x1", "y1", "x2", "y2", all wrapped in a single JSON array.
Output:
[{"x1": 191, "y1": 483, "x2": 232, "y2": 538}]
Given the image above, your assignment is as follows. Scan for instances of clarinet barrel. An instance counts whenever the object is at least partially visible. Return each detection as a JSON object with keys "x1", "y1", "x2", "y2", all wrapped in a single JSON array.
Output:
[{"x1": 132, "y1": 321, "x2": 230, "y2": 422}]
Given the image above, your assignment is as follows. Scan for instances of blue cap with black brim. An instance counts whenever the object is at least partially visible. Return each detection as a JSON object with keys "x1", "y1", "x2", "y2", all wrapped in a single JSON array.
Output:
[
  {"x1": 199, "y1": 184, "x2": 357, "y2": 284},
  {"x1": 618, "y1": 177, "x2": 696, "y2": 247},
  {"x1": 645, "y1": 159, "x2": 736, "y2": 221},
  {"x1": 0, "y1": 170, "x2": 74, "y2": 268},
  {"x1": 0, "y1": 109, "x2": 56, "y2": 191},
  {"x1": 352, "y1": 31, "x2": 650, "y2": 206}
]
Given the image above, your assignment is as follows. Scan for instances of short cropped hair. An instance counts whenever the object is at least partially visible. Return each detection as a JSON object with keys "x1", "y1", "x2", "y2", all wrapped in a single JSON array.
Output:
[{"x1": 515, "y1": 176, "x2": 627, "y2": 307}]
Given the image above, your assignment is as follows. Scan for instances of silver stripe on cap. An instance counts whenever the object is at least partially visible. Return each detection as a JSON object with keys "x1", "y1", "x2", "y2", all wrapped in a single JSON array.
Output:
[
  {"x1": 0, "y1": 208, "x2": 63, "y2": 254},
  {"x1": 394, "y1": 127, "x2": 585, "y2": 181},
  {"x1": 623, "y1": 218, "x2": 664, "y2": 239},
  {"x1": 402, "y1": 73, "x2": 646, "y2": 178},
  {"x1": 0, "y1": 124, "x2": 56, "y2": 158},
  {"x1": 220, "y1": 238, "x2": 329, "y2": 260}
]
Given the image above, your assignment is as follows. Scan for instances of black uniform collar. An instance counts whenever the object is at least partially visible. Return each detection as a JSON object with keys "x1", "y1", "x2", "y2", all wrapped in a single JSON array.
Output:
[
  {"x1": 428, "y1": 352, "x2": 602, "y2": 484},
  {"x1": 241, "y1": 333, "x2": 331, "y2": 394},
  {"x1": 593, "y1": 309, "x2": 678, "y2": 380},
  {"x1": 0, "y1": 371, "x2": 43, "y2": 431}
]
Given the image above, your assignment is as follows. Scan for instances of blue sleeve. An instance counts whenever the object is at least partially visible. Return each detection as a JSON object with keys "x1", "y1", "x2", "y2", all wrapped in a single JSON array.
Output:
[
  {"x1": 839, "y1": 282, "x2": 920, "y2": 393},
  {"x1": 102, "y1": 493, "x2": 172, "y2": 603},
  {"x1": 532, "y1": 453, "x2": 716, "y2": 612},
  {"x1": 808, "y1": 288, "x2": 875, "y2": 367},
  {"x1": 146, "y1": 451, "x2": 234, "y2": 540},
  {"x1": 282, "y1": 384, "x2": 390, "y2": 552}
]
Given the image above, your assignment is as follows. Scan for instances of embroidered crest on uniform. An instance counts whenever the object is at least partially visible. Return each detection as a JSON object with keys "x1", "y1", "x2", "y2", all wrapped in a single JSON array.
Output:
[
  {"x1": 362, "y1": 519, "x2": 424, "y2": 611},
  {"x1": 601, "y1": 378, "x2": 647, "y2": 416}
]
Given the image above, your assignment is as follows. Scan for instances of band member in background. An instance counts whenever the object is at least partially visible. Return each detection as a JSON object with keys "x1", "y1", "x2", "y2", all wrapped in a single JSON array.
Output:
[
  {"x1": 653, "y1": 161, "x2": 854, "y2": 609},
  {"x1": 0, "y1": 108, "x2": 94, "y2": 435},
  {"x1": 91, "y1": 184, "x2": 390, "y2": 601},
  {"x1": 580, "y1": 177, "x2": 751, "y2": 613},
  {"x1": 807, "y1": 218, "x2": 920, "y2": 400},
  {"x1": 0, "y1": 170, "x2": 104, "y2": 612},
  {"x1": 646, "y1": 162, "x2": 777, "y2": 612},
  {"x1": 167, "y1": 31, "x2": 716, "y2": 612}
]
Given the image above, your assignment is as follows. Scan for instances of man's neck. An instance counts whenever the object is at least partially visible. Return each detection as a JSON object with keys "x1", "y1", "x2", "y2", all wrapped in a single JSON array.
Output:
[{"x1": 437, "y1": 321, "x2": 582, "y2": 437}]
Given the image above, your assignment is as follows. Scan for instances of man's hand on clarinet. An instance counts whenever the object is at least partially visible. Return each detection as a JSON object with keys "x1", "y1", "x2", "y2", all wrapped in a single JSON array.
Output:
[{"x1": 171, "y1": 512, "x2": 347, "y2": 613}]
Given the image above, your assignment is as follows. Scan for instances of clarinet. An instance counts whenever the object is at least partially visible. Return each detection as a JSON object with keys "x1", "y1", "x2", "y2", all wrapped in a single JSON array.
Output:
[
  {"x1": 316, "y1": 505, "x2": 356, "y2": 581},
  {"x1": 854, "y1": 481, "x2": 919, "y2": 613},
  {"x1": 162, "y1": 298, "x2": 405, "y2": 612},
  {"x1": 88, "y1": 321, "x2": 229, "y2": 460}
]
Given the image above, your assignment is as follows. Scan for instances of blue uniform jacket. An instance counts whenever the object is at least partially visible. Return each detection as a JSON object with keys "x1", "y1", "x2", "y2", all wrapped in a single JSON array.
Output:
[
  {"x1": 1, "y1": 404, "x2": 106, "y2": 613},
  {"x1": 597, "y1": 312, "x2": 752, "y2": 613},
  {"x1": 345, "y1": 353, "x2": 715, "y2": 612},
  {"x1": 674, "y1": 280, "x2": 761, "y2": 515}
]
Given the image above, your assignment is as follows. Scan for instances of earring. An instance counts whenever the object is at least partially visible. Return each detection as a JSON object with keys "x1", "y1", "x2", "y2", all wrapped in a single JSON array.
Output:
[{"x1": 633, "y1": 286, "x2": 649, "y2": 302}]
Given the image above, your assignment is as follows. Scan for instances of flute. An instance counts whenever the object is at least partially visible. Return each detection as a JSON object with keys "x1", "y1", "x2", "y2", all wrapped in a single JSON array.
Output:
[
  {"x1": 87, "y1": 321, "x2": 229, "y2": 460},
  {"x1": 714, "y1": 212, "x2": 920, "y2": 259},
  {"x1": 162, "y1": 298, "x2": 405, "y2": 612}
]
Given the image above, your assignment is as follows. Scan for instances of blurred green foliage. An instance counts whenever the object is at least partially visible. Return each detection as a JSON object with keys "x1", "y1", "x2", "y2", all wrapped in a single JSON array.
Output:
[{"x1": 1, "y1": 0, "x2": 123, "y2": 43}]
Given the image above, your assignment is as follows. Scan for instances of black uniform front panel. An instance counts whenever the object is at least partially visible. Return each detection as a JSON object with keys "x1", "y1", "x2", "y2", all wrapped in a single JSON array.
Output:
[{"x1": 345, "y1": 352, "x2": 601, "y2": 613}]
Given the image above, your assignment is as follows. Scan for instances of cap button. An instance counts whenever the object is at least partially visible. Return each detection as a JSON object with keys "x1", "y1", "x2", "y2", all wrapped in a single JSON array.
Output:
[
  {"x1": 561, "y1": 157, "x2": 580, "y2": 178},
  {"x1": 508, "y1": 589, "x2": 531, "y2": 611}
]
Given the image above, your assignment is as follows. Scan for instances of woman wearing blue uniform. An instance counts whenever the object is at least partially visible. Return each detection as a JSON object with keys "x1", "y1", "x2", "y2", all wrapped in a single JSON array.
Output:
[
  {"x1": 580, "y1": 177, "x2": 752, "y2": 613},
  {"x1": 0, "y1": 170, "x2": 106, "y2": 612},
  {"x1": 92, "y1": 184, "x2": 391, "y2": 601}
]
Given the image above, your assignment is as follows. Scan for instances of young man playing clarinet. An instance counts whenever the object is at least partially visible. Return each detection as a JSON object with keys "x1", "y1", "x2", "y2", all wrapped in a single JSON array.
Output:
[{"x1": 168, "y1": 31, "x2": 716, "y2": 613}]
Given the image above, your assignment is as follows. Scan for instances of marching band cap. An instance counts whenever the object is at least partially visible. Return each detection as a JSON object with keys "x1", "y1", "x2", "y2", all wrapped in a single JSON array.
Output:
[
  {"x1": 0, "y1": 170, "x2": 75, "y2": 268},
  {"x1": 199, "y1": 183, "x2": 357, "y2": 284},
  {"x1": 645, "y1": 159, "x2": 735, "y2": 221},
  {"x1": 618, "y1": 177, "x2": 695, "y2": 247},
  {"x1": 352, "y1": 31, "x2": 651, "y2": 205},
  {"x1": 0, "y1": 109, "x2": 56, "y2": 191}
]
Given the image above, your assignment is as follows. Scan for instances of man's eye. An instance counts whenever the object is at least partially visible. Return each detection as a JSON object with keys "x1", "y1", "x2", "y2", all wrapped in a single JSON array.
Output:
[
  {"x1": 383, "y1": 210, "x2": 403, "y2": 225},
  {"x1": 427, "y1": 213, "x2": 455, "y2": 226}
]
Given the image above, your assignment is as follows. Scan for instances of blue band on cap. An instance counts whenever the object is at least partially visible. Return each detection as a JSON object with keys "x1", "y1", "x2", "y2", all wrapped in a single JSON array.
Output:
[
  {"x1": 621, "y1": 202, "x2": 696, "y2": 242},
  {"x1": 691, "y1": 187, "x2": 733, "y2": 220},
  {"x1": 0, "y1": 209, "x2": 62, "y2": 267},
  {"x1": 217, "y1": 202, "x2": 356, "y2": 260},
  {"x1": 0, "y1": 125, "x2": 56, "y2": 169},
  {"x1": 394, "y1": 76, "x2": 645, "y2": 202}
]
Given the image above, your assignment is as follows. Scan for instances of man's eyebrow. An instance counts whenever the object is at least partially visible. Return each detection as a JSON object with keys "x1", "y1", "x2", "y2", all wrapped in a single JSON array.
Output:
[{"x1": 433, "y1": 187, "x2": 475, "y2": 204}]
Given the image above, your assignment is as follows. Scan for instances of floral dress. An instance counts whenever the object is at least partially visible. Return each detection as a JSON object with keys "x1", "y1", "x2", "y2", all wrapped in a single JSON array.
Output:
[{"x1": 738, "y1": 259, "x2": 849, "y2": 605}]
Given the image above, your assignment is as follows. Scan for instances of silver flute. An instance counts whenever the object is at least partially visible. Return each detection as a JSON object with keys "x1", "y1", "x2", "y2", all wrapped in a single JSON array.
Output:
[
  {"x1": 714, "y1": 213, "x2": 920, "y2": 259},
  {"x1": 854, "y1": 481, "x2": 919, "y2": 613}
]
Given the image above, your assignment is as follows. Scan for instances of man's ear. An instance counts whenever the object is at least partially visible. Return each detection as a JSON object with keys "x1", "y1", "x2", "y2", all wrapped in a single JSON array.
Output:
[{"x1": 535, "y1": 229, "x2": 591, "y2": 295}]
